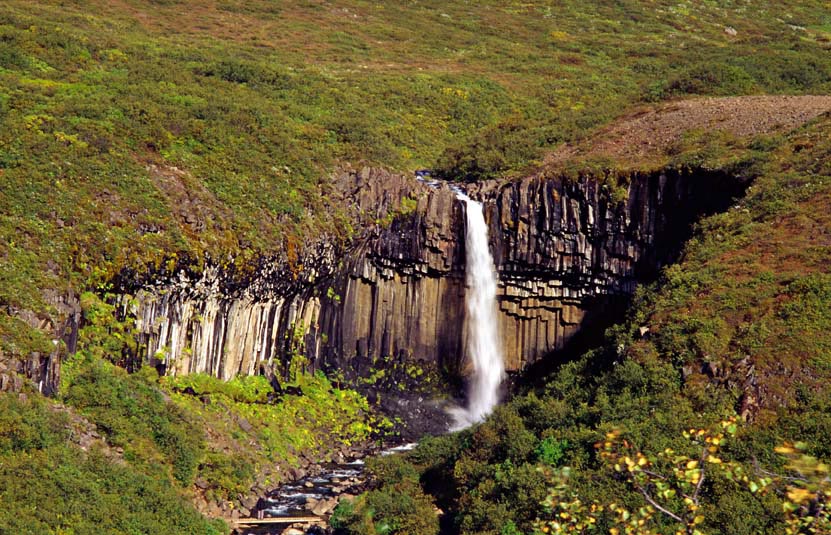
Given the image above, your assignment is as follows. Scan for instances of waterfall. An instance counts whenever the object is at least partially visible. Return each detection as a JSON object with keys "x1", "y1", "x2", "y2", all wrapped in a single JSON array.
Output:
[{"x1": 449, "y1": 192, "x2": 505, "y2": 430}]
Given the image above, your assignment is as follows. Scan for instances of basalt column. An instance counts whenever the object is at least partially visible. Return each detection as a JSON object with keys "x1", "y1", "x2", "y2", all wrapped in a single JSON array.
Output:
[{"x1": 126, "y1": 167, "x2": 744, "y2": 379}]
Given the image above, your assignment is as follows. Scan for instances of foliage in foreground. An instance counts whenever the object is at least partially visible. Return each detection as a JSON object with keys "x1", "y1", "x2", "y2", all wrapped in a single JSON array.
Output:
[
  {"x1": 537, "y1": 423, "x2": 831, "y2": 535},
  {"x1": 331, "y1": 454, "x2": 440, "y2": 535}
]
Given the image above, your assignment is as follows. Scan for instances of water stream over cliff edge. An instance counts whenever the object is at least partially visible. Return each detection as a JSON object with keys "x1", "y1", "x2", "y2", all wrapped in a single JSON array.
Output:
[{"x1": 448, "y1": 192, "x2": 505, "y2": 429}]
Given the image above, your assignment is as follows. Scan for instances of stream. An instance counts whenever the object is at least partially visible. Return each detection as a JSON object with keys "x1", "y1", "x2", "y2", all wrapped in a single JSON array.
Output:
[{"x1": 239, "y1": 443, "x2": 418, "y2": 535}]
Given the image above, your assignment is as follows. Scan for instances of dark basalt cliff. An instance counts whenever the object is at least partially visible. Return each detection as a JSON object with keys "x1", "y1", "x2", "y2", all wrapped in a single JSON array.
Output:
[{"x1": 118, "y1": 166, "x2": 745, "y2": 383}]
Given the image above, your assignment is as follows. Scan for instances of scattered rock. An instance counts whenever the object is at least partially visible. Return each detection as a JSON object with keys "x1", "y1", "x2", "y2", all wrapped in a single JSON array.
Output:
[
  {"x1": 290, "y1": 468, "x2": 306, "y2": 480},
  {"x1": 236, "y1": 417, "x2": 254, "y2": 433},
  {"x1": 311, "y1": 497, "x2": 338, "y2": 516},
  {"x1": 240, "y1": 494, "x2": 258, "y2": 511}
]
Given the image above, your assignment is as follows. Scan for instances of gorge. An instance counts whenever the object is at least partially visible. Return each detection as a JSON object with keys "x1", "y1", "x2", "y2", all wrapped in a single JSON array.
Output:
[
  {"x1": 60, "y1": 165, "x2": 747, "y2": 427},
  {"x1": 5, "y1": 163, "x2": 749, "y2": 432}
]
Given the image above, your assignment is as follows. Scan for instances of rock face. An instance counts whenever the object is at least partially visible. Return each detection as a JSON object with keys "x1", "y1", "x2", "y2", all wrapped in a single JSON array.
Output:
[
  {"x1": 124, "y1": 167, "x2": 744, "y2": 380},
  {"x1": 1, "y1": 290, "x2": 80, "y2": 395}
]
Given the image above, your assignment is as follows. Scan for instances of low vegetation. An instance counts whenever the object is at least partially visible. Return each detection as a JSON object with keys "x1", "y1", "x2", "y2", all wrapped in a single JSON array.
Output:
[
  {"x1": 164, "y1": 371, "x2": 389, "y2": 499},
  {"x1": 1, "y1": 1, "x2": 830, "y2": 533},
  {"x1": 332, "y1": 116, "x2": 831, "y2": 534},
  {"x1": 0, "y1": 393, "x2": 227, "y2": 535}
]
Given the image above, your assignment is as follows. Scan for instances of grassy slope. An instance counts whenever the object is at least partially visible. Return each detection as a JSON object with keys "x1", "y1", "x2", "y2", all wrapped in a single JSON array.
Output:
[
  {"x1": 630, "y1": 116, "x2": 831, "y2": 422},
  {"x1": 1, "y1": 1, "x2": 830, "y2": 354},
  {"x1": 0, "y1": 392, "x2": 227, "y2": 535},
  {"x1": 1, "y1": 1, "x2": 831, "y2": 532}
]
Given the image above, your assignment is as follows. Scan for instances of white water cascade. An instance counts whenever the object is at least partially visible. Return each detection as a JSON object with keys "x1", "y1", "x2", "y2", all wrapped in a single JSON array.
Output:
[{"x1": 449, "y1": 192, "x2": 506, "y2": 430}]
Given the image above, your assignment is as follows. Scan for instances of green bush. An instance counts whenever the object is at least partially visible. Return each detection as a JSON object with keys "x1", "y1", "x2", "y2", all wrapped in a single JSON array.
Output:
[
  {"x1": 198, "y1": 451, "x2": 257, "y2": 501},
  {"x1": 164, "y1": 373, "x2": 274, "y2": 403},
  {"x1": 62, "y1": 354, "x2": 205, "y2": 485},
  {"x1": 0, "y1": 394, "x2": 68, "y2": 453},
  {"x1": 434, "y1": 118, "x2": 542, "y2": 182},
  {"x1": 665, "y1": 63, "x2": 757, "y2": 96},
  {"x1": 534, "y1": 437, "x2": 569, "y2": 466},
  {"x1": 0, "y1": 392, "x2": 226, "y2": 535},
  {"x1": 331, "y1": 482, "x2": 439, "y2": 535}
]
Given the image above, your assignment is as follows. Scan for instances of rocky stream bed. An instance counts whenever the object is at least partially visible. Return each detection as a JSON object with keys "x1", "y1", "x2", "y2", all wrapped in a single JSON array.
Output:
[{"x1": 235, "y1": 443, "x2": 418, "y2": 535}]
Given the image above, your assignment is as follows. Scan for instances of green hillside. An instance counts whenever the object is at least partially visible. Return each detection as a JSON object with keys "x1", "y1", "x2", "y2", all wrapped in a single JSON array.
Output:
[
  {"x1": 2, "y1": 0, "x2": 831, "y2": 340},
  {"x1": 1, "y1": 1, "x2": 831, "y2": 533}
]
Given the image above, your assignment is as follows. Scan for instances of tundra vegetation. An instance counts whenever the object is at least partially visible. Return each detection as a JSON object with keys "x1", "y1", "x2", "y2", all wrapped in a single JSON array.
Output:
[{"x1": 0, "y1": 0, "x2": 830, "y2": 533}]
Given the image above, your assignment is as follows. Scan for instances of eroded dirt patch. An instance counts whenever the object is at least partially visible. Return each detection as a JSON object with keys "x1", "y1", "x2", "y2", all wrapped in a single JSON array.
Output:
[{"x1": 546, "y1": 95, "x2": 831, "y2": 169}]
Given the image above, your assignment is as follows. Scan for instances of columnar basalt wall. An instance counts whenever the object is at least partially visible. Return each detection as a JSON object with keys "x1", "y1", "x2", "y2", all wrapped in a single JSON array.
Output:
[
  {"x1": 125, "y1": 167, "x2": 743, "y2": 380},
  {"x1": 477, "y1": 169, "x2": 734, "y2": 369}
]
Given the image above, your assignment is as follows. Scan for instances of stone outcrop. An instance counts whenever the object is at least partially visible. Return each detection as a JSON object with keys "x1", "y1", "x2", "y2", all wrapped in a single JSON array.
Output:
[
  {"x1": 123, "y1": 166, "x2": 745, "y2": 381},
  {"x1": 475, "y1": 168, "x2": 739, "y2": 368},
  {"x1": 1, "y1": 290, "x2": 80, "y2": 395}
]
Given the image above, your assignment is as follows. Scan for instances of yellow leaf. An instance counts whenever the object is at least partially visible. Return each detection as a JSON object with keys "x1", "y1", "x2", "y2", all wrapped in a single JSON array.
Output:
[{"x1": 787, "y1": 487, "x2": 813, "y2": 504}]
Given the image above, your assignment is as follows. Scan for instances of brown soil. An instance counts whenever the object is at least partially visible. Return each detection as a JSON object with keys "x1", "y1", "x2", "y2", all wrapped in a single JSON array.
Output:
[{"x1": 545, "y1": 95, "x2": 831, "y2": 170}]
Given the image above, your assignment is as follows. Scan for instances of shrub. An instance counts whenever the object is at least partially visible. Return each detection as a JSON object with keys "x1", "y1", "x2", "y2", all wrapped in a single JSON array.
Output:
[
  {"x1": 665, "y1": 63, "x2": 757, "y2": 96},
  {"x1": 0, "y1": 393, "x2": 226, "y2": 535},
  {"x1": 534, "y1": 437, "x2": 569, "y2": 467},
  {"x1": 61, "y1": 354, "x2": 205, "y2": 485},
  {"x1": 331, "y1": 482, "x2": 439, "y2": 535},
  {"x1": 434, "y1": 118, "x2": 541, "y2": 182}
]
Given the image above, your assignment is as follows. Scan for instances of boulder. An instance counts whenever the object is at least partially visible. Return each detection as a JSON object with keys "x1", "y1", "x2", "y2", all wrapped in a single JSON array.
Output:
[{"x1": 311, "y1": 497, "x2": 338, "y2": 516}]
